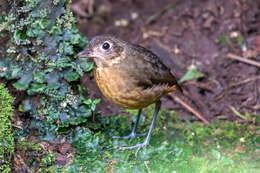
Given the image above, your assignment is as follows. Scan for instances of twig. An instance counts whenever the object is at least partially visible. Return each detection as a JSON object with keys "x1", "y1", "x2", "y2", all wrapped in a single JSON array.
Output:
[
  {"x1": 145, "y1": 0, "x2": 181, "y2": 25},
  {"x1": 216, "y1": 115, "x2": 228, "y2": 120},
  {"x1": 171, "y1": 95, "x2": 209, "y2": 124},
  {"x1": 230, "y1": 106, "x2": 253, "y2": 122},
  {"x1": 227, "y1": 53, "x2": 260, "y2": 68},
  {"x1": 228, "y1": 75, "x2": 260, "y2": 88},
  {"x1": 12, "y1": 124, "x2": 23, "y2": 129},
  {"x1": 144, "y1": 161, "x2": 151, "y2": 173},
  {"x1": 215, "y1": 76, "x2": 260, "y2": 101}
]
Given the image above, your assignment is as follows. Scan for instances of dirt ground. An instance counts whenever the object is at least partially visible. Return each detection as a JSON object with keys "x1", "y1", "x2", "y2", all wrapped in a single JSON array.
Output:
[{"x1": 71, "y1": 0, "x2": 260, "y2": 122}]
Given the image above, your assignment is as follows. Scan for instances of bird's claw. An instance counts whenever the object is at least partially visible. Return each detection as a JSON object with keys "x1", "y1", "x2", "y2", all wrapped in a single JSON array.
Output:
[
  {"x1": 119, "y1": 143, "x2": 147, "y2": 150},
  {"x1": 119, "y1": 141, "x2": 149, "y2": 156}
]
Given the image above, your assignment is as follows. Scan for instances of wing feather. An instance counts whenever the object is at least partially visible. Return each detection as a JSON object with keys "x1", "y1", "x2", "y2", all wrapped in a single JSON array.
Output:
[{"x1": 126, "y1": 44, "x2": 182, "y2": 92}]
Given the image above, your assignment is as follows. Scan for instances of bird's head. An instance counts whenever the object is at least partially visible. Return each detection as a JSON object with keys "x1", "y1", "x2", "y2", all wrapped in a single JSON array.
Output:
[{"x1": 77, "y1": 35, "x2": 126, "y2": 67}]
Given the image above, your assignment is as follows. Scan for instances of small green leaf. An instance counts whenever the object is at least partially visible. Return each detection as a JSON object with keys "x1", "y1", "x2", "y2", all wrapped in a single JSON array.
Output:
[
  {"x1": 34, "y1": 72, "x2": 46, "y2": 83},
  {"x1": 82, "y1": 98, "x2": 100, "y2": 111},
  {"x1": 49, "y1": 26, "x2": 62, "y2": 35},
  {"x1": 26, "y1": 28, "x2": 35, "y2": 37},
  {"x1": 216, "y1": 35, "x2": 229, "y2": 45},
  {"x1": 93, "y1": 99, "x2": 101, "y2": 104},
  {"x1": 55, "y1": 57, "x2": 71, "y2": 68},
  {"x1": 40, "y1": 151, "x2": 56, "y2": 167},
  {"x1": 13, "y1": 30, "x2": 27, "y2": 45},
  {"x1": 79, "y1": 59, "x2": 93, "y2": 72},
  {"x1": 79, "y1": 37, "x2": 88, "y2": 48},
  {"x1": 64, "y1": 71, "x2": 79, "y2": 82},
  {"x1": 13, "y1": 72, "x2": 33, "y2": 90},
  {"x1": 83, "y1": 99, "x2": 92, "y2": 105},
  {"x1": 31, "y1": 19, "x2": 47, "y2": 30},
  {"x1": 63, "y1": 42, "x2": 74, "y2": 55},
  {"x1": 179, "y1": 64, "x2": 204, "y2": 83},
  {"x1": 10, "y1": 65, "x2": 22, "y2": 79},
  {"x1": 70, "y1": 34, "x2": 81, "y2": 44},
  {"x1": 13, "y1": 82, "x2": 28, "y2": 90},
  {"x1": 30, "y1": 83, "x2": 47, "y2": 92}
]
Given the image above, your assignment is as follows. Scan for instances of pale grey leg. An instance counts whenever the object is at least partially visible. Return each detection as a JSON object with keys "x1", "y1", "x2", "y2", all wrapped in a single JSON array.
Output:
[{"x1": 119, "y1": 101, "x2": 161, "y2": 151}]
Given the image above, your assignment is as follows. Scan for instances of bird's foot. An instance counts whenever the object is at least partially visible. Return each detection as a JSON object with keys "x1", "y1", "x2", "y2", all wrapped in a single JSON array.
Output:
[
  {"x1": 112, "y1": 132, "x2": 145, "y2": 141},
  {"x1": 119, "y1": 140, "x2": 149, "y2": 155},
  {"x1": 119, "y1": 142, "x2": 148, "y2": 150}
]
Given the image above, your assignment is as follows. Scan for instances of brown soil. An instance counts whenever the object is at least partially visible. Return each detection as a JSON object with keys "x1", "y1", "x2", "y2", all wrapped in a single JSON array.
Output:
[{"x1": 73, "y1": 0, "x2": 260, "y2": 122}]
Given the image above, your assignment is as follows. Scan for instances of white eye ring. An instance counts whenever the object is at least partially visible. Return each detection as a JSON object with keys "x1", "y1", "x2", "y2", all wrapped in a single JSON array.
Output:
[{"x1": 101, "y1": 41, "x2": 112, "y2": 51}]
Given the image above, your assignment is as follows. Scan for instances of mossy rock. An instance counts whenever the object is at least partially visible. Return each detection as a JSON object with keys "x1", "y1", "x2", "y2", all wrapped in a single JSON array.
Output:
[
  {"x1": 0, "y1": 83, "x2": 14, "y2": 173},
  {"x1": 0, "y1": 0, "x2": 95, "y2": 142}
]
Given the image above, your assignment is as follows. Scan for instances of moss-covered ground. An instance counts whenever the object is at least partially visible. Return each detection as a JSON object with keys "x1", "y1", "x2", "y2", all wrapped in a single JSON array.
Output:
[
  {"x1": 23, "y1": 105, "x2": 259, "y2": 173},
  {"x1": 0, "y1": 83, "x2": 14, "y2": 173}
]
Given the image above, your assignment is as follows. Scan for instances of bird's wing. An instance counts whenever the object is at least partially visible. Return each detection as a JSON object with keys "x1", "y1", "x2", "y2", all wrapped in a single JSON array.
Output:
[{"x1": 126, "y1": 44, "x2": 182, "y2": 91}]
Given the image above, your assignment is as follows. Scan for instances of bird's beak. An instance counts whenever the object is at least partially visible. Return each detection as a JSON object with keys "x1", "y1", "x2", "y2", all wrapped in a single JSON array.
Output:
[{"x1": 77, "y1": 48, "x2": 93, "y2": 58}]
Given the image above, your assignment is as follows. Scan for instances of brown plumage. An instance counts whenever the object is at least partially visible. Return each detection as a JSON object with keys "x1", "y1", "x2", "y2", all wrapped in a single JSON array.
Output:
[{"x1": 78, "y1": 35, "x2": 181, "y2": 150}]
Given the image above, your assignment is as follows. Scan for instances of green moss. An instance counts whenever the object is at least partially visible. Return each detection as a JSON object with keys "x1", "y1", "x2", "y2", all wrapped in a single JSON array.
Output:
[
  {"x1": 0, "y1": 0, "x2": 96, "y2": 141},
  {"x1": 0, "y1": 83, "x2": 14, "y2": 173},
  {"x1": 60, "y1": 107, "x2": 260, "y2": 173},
  {"x1": 40, "y1": 151, "x2": 56, "y2": 167},
  {"x1": 16, "y1": 138, "x2": 41, "y2": 151}
]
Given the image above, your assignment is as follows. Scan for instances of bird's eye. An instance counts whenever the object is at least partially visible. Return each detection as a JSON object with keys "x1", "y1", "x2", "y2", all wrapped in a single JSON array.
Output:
[{"x1": 102, "y1": 42, "x2": 110, "y2": 50}]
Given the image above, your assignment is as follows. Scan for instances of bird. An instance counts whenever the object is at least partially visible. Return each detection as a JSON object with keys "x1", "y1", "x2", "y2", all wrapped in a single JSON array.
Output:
[{"x1": 77, "y1": 35, "x2": 182, "y2": 150}]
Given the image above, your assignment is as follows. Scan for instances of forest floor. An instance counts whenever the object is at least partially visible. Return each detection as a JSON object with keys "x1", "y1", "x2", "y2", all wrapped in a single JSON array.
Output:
[
  {"x1": 74, "y1": 0, "x2": 260, "y2": 122},
  {"x1": 5, "y1": 0, "x2": 260, "y2": 172}
]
